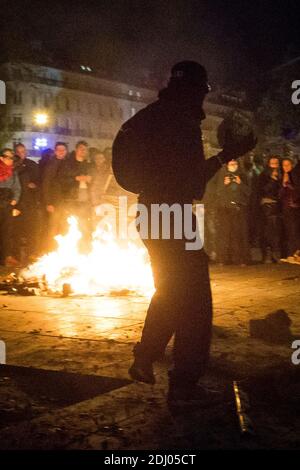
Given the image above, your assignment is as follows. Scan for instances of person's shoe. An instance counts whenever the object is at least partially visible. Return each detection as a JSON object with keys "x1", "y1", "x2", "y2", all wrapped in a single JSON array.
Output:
[
  {"x1": 4, "y1": 256, "x2": 20, "y2": 268},
  {"x1": 167, "y1": 383, "x2": 222, "y2": 409},
  {"x1": 128, "y1": 359, "x2": 155, "y2": 385},
  {"x1": 272, "y1": 251, "x2": 281, "y2": 263}
]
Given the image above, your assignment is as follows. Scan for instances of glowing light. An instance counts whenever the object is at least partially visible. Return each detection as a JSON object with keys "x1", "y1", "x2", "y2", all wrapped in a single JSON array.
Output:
[
  {"x1": 21, "y1": 217, "x2": 154, "y2": 297},
  {"x1": 34, "y1": 137, "x2": 48, "y2": 150},
  {"x1": 34, "y1": 112, "x2": 48, "y2": 126}
]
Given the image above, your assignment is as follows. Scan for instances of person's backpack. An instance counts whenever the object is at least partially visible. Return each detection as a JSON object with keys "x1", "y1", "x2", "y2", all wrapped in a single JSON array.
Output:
[
  {"x1": 112, "y1": 125, "x2": 145, "y2": 194},
  {"x1": 112, "y1": 104, "x2": 161, "y2": 194}
]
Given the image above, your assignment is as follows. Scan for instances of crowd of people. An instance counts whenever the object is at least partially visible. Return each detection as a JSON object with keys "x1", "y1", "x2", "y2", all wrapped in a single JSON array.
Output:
[
  {"x1": 0, "y1": 141, "x2": 111, "y2": 267},
  {"x1": 203, "y1": 153, "x2": 300, "y2": 265},
  {"x1": 0, "y1": 140, "x2": 299, "y2": 268}
]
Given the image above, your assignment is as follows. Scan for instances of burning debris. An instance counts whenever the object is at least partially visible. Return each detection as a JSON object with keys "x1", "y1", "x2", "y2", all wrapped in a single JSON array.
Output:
[
  {"x1": 0, "y1": 273, "x2": 44, "y2": 296},
  {"x1": 2, "y1": 217, "x2": 154, "y2": 297}
]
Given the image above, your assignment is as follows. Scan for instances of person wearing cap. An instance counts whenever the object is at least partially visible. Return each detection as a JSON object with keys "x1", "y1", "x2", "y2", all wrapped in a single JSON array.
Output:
[{"x1": 113, "y1": 61, "x2": 256, "y2": 406}]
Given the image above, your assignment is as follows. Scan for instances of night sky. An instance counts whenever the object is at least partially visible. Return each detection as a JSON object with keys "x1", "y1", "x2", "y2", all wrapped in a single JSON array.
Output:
[{"x1": 1, "y1": 0, "x2": 300, "y2": 87}]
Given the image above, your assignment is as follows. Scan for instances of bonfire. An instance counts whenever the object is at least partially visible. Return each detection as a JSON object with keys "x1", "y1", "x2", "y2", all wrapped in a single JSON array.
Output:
[{"x1": 21, "y1": 216, "x2": 154, "y2": 297}]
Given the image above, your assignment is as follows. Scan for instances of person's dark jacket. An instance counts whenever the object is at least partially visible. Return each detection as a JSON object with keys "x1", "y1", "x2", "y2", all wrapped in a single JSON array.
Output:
[
  {"x1": 291, "y1": 161, "x2": 300, "y2": 194},
  {"x1": 14, "y1": 157, "x2": 39, "y2": 209},
  {"x1": 280, "y1": 164, "x2": 300, "y2": 209},
  {"x1": 58, "y1": 156, "x2": 92, "y2": 201},
  {"x1": 216, "y1": 169, "x2": 251, "y2": 209},
  {"x1": 257, "y1": 168, "x2": 281, "y2": 203},
  {"x1": 117, "y1": 93, "x2": 222, "y2": 204},
  {"x1": 42, "y1": 156, "x2": 66, "y2": 206}
]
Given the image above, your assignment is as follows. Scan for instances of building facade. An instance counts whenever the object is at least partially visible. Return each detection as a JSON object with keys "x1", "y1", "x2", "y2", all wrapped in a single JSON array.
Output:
[
  {"x1": 0, "y1": 61, "x2": 251, "y2": 157},
  {"x1": 0, "y1": 62, "x2": 156, "y2": 154}
]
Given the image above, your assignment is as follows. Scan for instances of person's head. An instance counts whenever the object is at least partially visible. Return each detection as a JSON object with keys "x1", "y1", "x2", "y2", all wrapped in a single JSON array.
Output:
[
  {"x1": 0, "y1": 148, "x2": 14, "y2": 166},
  {"x1": 254, "y1": 154, "x2": 264, "y2": 169},
  {"x1": 227, "y1": 159, "x2": 239, "y2": 173},
  {"x1": 242, "y1": 152, "x2": 254, "y2": 171},
  {"x1": 15, "y1": 143, "x2": 27, "y2": 160},
  {"x1": 268, "y1": 156, "x2": 280, "y2": 170},
  {"x1": 159, "y1": 60, "x2": 210, "y2": 121},
  {"x1": 75, "y1": 140, "x2": 88, "y2": 161},
  {"x1": 282, "y1": 158, "x2": 294, "y2": 174},
  {"x1": 54, "y1": 142, "x2": 68, "y2": 160},
  {"x1": 93, "y1": 152, "x2": 106, "y2": 168}
]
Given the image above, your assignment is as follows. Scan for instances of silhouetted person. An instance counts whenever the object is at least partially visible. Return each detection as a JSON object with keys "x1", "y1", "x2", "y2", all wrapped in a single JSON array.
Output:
[
  {"x1": 216, "y1": 159, "x2": 251, "y2": 265},
  {"x1": 13, "y1": 143, "x2": 40, "y2": 262},
  {"x1": 0, "y1": 149, "x2": 21, "y2": 266},
  {"x1": 258, "y1": 156, "x2": 282, "y2": 263},
  {"x1": 58, "y1": 141, "x2": 93, "y2": 251},
  {"x1": 90, "y1": 151, "x2": 111, "y2": 206},
  {"x1": 41, "y1": 142, "x2": 68, "y2": 250},
  {"x1": 113, "y1": 61, "x2": 256, "y2": 405},
  {"x1": 280, "y1": 158, "x2": 300, "y2": 257}
]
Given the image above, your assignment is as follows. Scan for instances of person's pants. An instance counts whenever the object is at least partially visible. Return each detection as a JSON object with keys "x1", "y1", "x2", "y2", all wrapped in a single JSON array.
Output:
[
  {"x1": 12, "y1": 206, "x2": 40, "y2": 260},
  {"x1": 0, "y1": 205, "x2": 13, "y2": 262},
  {"x1": 136, "y1": 208, "x2": 213, "y2": 387},
  {"x1": 283, "y1": 207, "x2": 300, "y2": 256},
  {"x1": 261, "y1": 204, "x2": 282, "y2": 256},
  {"x1": 217, "y1": 206, "x2": 250, "y2": 264}
]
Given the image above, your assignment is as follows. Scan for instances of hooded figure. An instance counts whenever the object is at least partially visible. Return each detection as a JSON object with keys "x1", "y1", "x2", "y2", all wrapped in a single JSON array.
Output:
[{"x1": 113, "y1": 61, "x2": 256, "y2": 406}]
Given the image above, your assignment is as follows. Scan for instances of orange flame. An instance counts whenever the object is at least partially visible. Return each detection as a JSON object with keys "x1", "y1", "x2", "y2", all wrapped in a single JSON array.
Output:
[{"x1": 22, "y1": 216, "x2": 154, "y2": 297}]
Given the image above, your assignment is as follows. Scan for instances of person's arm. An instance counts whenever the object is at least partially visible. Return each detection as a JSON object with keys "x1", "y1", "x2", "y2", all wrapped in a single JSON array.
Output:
[
  {"x1": 205, "y1": 131, "x2": 257, "y2": 183},
  {"x1": 42, "y1": 160, "x2": 56, "y2": 206},
  {"x1": 62, "y1": 160, "x2": 79, "y2": 185},
  {"x1": 28, "y1": 160, "x2": 40, "y2": 186},
  {"x1": 11, "y1": 172, "x2": 21, "y2": 203},
  {"x1": 239, "y1": 177, "x2": 251, "y2": 198}
]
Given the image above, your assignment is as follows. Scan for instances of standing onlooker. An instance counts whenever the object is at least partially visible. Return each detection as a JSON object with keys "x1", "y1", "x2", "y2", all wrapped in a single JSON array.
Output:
[
  {"x1": 280, "y1": 158, "x2": 300, "y2": 257},
  {"x1": 90, "y1": 151, "x2": 111, "y2": 207},
  {"x1": 58, "y1": 141, "x2": 93, "y2": 250},
  {"x1": 257, "y1": 156, "x2": 282, "y2": 263},
  {"x1": 0, "y1": 149, "x2": 21, "y2": 266},
  {"x1": 216, "y1": 159, "x2": 251, "y2": 265},
  {"x1": 41, "y1": 142, "x2": 68, "y2": 250},
  {"x1": 242, "y1": 152, "x2": 263, "y2": 252},
  {"x1": 13, "y1": 143, "x2": 40, "y2": 262}
]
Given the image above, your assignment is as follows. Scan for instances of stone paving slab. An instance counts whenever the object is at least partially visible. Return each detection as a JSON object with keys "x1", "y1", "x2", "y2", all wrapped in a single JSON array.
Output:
[{"x1": 0, "y1": 264, "x2": 299, "y2": 449}]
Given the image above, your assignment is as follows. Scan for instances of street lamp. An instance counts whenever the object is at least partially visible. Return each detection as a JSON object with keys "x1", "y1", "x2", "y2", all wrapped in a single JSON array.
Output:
[{"x1": 34, "y1": 112, "x2": 48, "y2": 126}]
